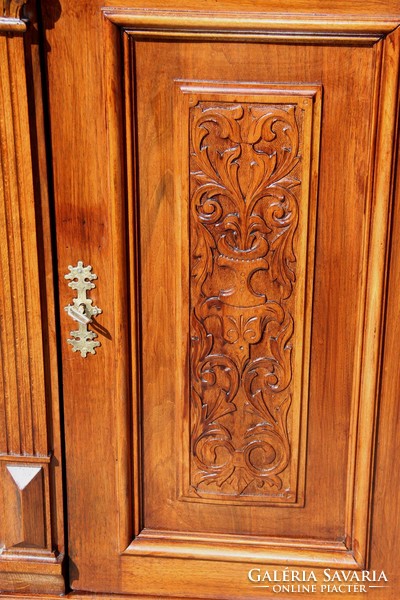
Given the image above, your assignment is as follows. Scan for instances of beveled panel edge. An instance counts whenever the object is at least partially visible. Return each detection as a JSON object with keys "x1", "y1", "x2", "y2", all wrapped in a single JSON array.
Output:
[
  {"x1": 124, "y1": 530, "x2": 358, "y2": 568},
  {"x1": 112, "y1": 15, "x2": 361, "y2": 569},
  {"x1": 177, "y1": 81, "x2": 321, "y2": 98},
  {"x1": 102, "y1": 7, "x2": 400, "y2": 42},
  {"x1": 0, "y1": 551, "x2": 61, "y2": 566},
  {"x1": 125, "y1": 30, "x2": 380, "y2": 46},
  {"x1": 0, "y1": 594, "x2": 222, "y2": 600},
  {"x1": 0, "y1": 459, "x2": 52, "y2": 554},
  {"x1": 349, "y1": 26, "x2": 400, "y2": 568},
  {"x1": 134, "y1": 527, "x2": 346, "y2": 550},
  {"x1": 102, "y1": 17, "x2": 135, "y2": 553}
]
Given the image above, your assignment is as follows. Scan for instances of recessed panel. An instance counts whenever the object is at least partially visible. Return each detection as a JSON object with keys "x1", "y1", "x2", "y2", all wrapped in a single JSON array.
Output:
[
  {"x1": 134, "y1": 37, "x2": 380, "y2": 547},
  {"x1": 0, "y1": 461, "x2": 48, "y2": 551}
]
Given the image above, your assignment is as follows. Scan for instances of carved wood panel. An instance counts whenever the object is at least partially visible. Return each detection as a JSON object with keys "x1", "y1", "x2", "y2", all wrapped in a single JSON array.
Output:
[{"x1": 177, "y1": 84, "x2": 321, "y2": 504}]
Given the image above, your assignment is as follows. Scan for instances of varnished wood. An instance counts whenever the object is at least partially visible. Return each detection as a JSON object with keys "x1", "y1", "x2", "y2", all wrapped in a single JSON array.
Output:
[
  {"x1": 22, "y1": 0, "x2": 65, "y2": 559},
  {"x1": 0, "y1": 0, "x2": 64, "y2": 594},
  {"x1": 103, "y1": 1, "x2": 400, "y2": 36},
  {"x1": 40, "y1": 0, "x2": 400, "y2": 598},
  {"x1": 127, "y1": 529, "x2": 359, "y2": 568},
  {"x1": 0, "y1": 0, "x2": 27, "y2": 31},
  {"x1": 122, "y1": 24, "x2": 397, "y2": 573},
  {"x1": 5, "y1": 591, "x2": 318, "y2": 600},
  {"x1": 0, "y1": 32, "x2": 47, "y2": 458},
  {"x1": 351, "y1": 27, "x2": 400, "y2": 567},
  {"x1": 180, "y1": 84, "x2": 320, "y2": 505},
  {"x1": 370, "y1": 87, "x2": 400, "y2": 597}
]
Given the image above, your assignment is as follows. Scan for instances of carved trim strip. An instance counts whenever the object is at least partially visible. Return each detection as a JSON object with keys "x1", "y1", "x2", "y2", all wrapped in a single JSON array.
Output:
[
  {"x1": 178, "y1": 83, "x2": 321, "y2": 505},
  {"x1": 125, "y1": 29, "x2": 381, "y2": 46},
  {"x1": 126, "y1": 530, "x2": 359, "y2": 568}
]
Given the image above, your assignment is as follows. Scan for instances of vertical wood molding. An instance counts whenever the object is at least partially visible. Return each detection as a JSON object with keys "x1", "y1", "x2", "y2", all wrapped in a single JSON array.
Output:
[
  {"x1": 0, "y1": 10, "x2": 64, "y2": 595},
  {"x1": 352, "y1": 26, "x2": 400, "y2": 567},
  {"x1": 0, "y1": 31, "x2": 47, "y2": 458}
]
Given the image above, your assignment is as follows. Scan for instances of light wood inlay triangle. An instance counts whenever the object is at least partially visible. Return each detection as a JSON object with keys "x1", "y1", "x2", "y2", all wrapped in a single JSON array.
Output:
[{"x1": 7, "y1": 465, "x2": 41, "y2": 490}]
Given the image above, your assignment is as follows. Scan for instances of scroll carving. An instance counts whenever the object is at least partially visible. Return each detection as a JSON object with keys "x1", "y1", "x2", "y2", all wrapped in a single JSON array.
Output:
[{"x1": 189, "y1": 99, "x2": 309, "y2": 502}]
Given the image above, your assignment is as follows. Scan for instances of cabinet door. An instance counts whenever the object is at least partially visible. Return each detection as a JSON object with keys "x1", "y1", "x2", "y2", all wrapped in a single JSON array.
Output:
[{"x1": 43, "y1": 1, "x2": 400, "y2": 597}]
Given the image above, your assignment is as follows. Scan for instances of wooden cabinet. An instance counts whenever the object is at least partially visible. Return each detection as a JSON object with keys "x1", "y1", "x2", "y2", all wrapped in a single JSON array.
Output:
[{"x1": 1, "y1": 0, "x2": 400, "y2": 598}]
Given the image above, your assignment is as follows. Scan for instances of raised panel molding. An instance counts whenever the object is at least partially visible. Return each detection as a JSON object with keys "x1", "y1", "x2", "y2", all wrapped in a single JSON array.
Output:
[
  {"x1": 3, "y1": 464, "x2": 46, "y2": 550},
  {"x1": 180, "y1": 83, "x2": 321, "y2": 505},
  {"x1": 109, "y1": 15, "x2": 400, "y2": 571}
]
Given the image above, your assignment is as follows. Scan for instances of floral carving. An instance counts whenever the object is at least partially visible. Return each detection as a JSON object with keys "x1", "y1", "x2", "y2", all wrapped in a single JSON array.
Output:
[{"x1": 189, "y1": 101, "x2": 303, "y2": 500}]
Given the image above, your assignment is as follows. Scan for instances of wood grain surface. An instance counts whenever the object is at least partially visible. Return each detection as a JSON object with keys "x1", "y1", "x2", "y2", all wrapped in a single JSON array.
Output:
[
  {"x1": 0, "y1": 0, "x2": 64, "y2": 594},
  {"x1": 1, "y1": 0, "x2": 398, "y2": 597}
]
